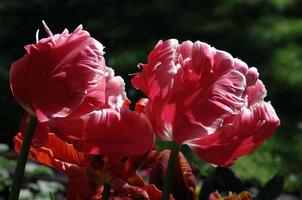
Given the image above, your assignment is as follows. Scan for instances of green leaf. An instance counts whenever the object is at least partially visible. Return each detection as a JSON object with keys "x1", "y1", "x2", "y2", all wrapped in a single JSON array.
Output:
[
  {"x1": 256, "y1": 175, "x2": 284, "y2": 200},
  {"x1": 0, "y1": 157, "x2": 16, "y2": 168}
]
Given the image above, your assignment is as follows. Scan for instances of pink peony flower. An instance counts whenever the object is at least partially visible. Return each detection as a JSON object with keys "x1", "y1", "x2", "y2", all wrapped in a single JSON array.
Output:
[
  {"x1": 132, "y1": 39, "x2": 280, "y2": 166},
  {"x1": 10, "y1": 22, "x2": 108, "y2": 122}
]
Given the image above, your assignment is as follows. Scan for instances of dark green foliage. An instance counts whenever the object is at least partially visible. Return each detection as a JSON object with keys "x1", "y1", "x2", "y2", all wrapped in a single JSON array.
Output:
[
  {"x1": 0, "y1": 154, "x2": 65, "y2": 200},
  {"x1": 199, "y1": 167, "x2": 244, "y2": 200},
  {"x1": 0, "y1": 143, "x2": 64, "y2": 199},
  {"x1": 181, "y1": 145, "x2": 213, "y2": 177},
  {"x1": 256, "y1": 175, "x2": 284, "y2": 200}
]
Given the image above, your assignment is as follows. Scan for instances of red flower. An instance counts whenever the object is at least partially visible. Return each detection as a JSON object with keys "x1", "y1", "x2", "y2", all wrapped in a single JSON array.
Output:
[
  {"x1": 14, "y1": 132, "x2": 100, "y2": 199},
  {"x1": 14, "y1": 132, "x2": 170, "y2": 200},
  {"x1": 132, "y1": 39, "x2": 280, "y2": 166},
  {"x1": 10, "y1": 22, "x2": 109, "y2": 122},
  {"x1": 141, "y1": 150, "x2": 196, "y2": 200}
]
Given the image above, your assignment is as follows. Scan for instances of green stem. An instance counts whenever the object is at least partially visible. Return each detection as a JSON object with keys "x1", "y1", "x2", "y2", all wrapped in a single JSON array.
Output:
[
  {"x1": 49, "y1": 192, "x2": 56, "y2": 200},
  {"x1": 161, "y1": 141, "x2": 181, "y2": 200},
  {"x1": 9, "y1": 115, "x2": 37, "y2": 200},
  {"x1": 102, "y1": 182, "x2": 111, "y2": 200}
]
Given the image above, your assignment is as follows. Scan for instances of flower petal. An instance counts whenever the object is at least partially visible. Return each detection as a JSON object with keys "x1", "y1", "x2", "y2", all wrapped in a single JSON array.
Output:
[
  {"x1": 14, "y1": 132, "x2": 87, "y2": 175},
  {"x1": 132, "y1": 39, "x2": 179, "y2": 98},
  {"x1": 67, "y1": 176, "x2": 102, "y2": 200},
  {"x1": 173, "y1": 70, "x2": 246, "y2": 143},
  {"x1": 142, "y1": 150, "x2": 196, "y2": 200},
  {"x1": 188, "y1": 102, "x2": 280, "y2": 166},
  {"x1": 49, "y1": 108, "x2": 154, "y2": 156}
]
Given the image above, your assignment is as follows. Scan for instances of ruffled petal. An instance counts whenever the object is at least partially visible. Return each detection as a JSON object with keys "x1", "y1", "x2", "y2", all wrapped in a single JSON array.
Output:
[
  {"x1": 49, "y1": 108, "x2": 154, "y2": 156},
  {"x1": 14, "y1": 132, "x2": 87, "y2": 175},
  {"x1": 132, "y1": 40, "x2": 248, "y2": 143},
  {"x1": 132, "y1": 39, "x2": 179, "y2": 98},
  {"x1": 10, "y1": 23, "x2": 106, "y2": 122},
  {"x1": 188, "y1": 102, "x2": 280, "y2": 166},
  {"x1": 245, "y1": 80, "x2": 267, "y2": 106},
  {"x1": 105, "y1": 67, "x2": 127, "y2": 108},
  {"x1": 173, "y1": 70, "x2": 246, "y2": 143}
]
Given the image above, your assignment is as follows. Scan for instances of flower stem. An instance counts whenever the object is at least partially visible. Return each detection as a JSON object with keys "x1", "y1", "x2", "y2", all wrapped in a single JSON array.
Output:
[
  {"x1": 161, "y1": 141, "x2": 181, "y2": 200},
  {"x1": 9, "y1": 115, "x2": 37, "y2": 200},
  {"x1": 49, "y1": 192, "x2": 56, "y2": 200},
  {"x1": 102, "y1": 183, "x2": 111, "y2": 200}
]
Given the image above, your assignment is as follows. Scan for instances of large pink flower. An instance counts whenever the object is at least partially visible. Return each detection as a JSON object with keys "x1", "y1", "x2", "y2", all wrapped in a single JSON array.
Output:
[
  {"x1": 11, "y1": 22, "x2": 154, "y2": 156},
  {"x1": 10, "y1": 22, "x2": 107, "y2": 122},
  {"x1": 132, "y1": 39, "x2": 280, "y2": 166}
]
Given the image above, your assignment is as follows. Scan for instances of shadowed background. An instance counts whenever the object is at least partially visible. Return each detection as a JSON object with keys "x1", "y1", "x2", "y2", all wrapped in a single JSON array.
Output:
[{"x1": 0, "y1": 0, "x2": 301, "y2": 198}]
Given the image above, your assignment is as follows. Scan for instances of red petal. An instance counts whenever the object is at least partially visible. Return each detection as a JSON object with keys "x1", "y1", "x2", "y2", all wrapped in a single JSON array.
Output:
[
  {"x1": 142, "y1": 150, "x2": 195, "y2": 200},
  {"x1": 19, "y1": 112, "x2": 49, "y2": 147},
  {"x1": 67, "y1": 176, "x2": 102, "y2": 200},
  {"x1": 14, "y1": 132, "x2": 87, "y2": 175}
]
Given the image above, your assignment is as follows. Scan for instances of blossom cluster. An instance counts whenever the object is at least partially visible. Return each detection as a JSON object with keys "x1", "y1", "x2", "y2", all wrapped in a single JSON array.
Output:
[{"x1": 9, "y1": 23, "x2": 280, "y2": 199}]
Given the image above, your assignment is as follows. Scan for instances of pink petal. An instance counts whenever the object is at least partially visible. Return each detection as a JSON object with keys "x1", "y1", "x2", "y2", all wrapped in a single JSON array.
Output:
[
  {"x1": 105, "y1": 67, "x2": 127, "y2": 108},
  {"x1": 188, "y1": 102, "x2": 280, "y2": 166},
  {"x1": 49, "y1": 108, "x2": 154, "y2": 156},
  {"x1": 173, "y1": 70, "x2": 246, "y2": 143},
  {"x1": 132, "y1": 39, "x2": 179, "y2": 98},
  {"x1": 246, "y1": 67, "x2": 259, "y2": 86},
  {"x1": 178, "y1": 41, "x2": 193, "y2": 59},
  {"x1": 245, "y1": 80, "x2": 267, "y2": 106}
]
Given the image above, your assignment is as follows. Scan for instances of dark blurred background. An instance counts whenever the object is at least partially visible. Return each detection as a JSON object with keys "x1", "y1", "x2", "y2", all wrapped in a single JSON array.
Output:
[{"x1": 0, "y1": 0, "x2": 301, "y2": 198}]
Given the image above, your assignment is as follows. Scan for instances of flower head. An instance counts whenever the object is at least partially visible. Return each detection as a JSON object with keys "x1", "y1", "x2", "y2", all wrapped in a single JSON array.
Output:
[
  {"x1": 10, "y1": 22, "x2": 154, "y2": 156},
  {"x1": 10, "y1": 22, "x2": 108, "y2": 122},
  {"x1": 132, "y1": 39, "x2": 280, "y2": 166}
]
